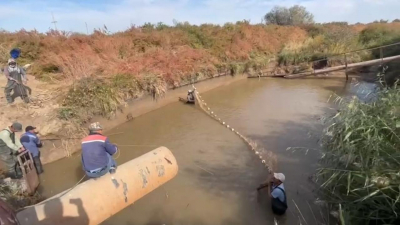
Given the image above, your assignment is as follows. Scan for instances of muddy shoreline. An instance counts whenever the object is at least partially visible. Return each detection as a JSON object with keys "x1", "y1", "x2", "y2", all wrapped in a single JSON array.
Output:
[{"x1": 40, "y1": 74, "x2": 246, "y2": 164}]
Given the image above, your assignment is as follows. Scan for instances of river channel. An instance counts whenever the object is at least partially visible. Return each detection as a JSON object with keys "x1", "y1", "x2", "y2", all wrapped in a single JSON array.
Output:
[{"x1": 38, "y1": 76, "x2": 357, "y2": 225}]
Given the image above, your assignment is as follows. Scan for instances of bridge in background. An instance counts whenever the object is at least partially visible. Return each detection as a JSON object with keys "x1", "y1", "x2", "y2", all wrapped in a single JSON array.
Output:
[{"x1": 248, "y1": 42, "x2": 400, "y2": 80}]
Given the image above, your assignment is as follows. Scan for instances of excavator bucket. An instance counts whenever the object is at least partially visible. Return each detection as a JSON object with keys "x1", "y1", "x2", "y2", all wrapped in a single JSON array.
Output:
[{"x1": 16, "y1": 151, "x2": 39, "y2": 195}]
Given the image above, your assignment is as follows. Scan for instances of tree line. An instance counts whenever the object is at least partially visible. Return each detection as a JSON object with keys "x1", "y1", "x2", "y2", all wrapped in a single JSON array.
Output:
[{"x1": 264, "y1": 5, "x2": 399, "y2": 25}]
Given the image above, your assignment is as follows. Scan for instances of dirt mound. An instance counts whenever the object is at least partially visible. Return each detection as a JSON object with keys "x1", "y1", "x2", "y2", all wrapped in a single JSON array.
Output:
[{"x1": 0, "y1": 75, "x2": 81, "y2": 164}]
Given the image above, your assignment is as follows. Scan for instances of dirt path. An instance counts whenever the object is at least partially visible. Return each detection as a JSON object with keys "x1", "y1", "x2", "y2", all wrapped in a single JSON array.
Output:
[{"x1": 0, "y1": 75, "x2": 79, "y2": 164}]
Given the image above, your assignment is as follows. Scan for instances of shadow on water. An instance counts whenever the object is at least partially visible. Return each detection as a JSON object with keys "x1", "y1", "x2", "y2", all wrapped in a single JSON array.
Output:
[{"x1": 19, "y1": 198, "x2": 89, "y2": 225}]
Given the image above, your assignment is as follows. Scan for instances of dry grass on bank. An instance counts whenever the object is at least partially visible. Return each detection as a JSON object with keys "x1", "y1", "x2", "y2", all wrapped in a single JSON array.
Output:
[
  {"x1": 1, "y1": 22, "x2": 400, "y2": 123},
  {"x1": 0, "y1": 23, "x2": 307, "y2": 83}
]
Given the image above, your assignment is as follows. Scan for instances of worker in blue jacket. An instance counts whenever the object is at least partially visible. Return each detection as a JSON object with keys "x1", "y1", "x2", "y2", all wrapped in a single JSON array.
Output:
[
  {"x1": 20, "y1": 126, "x2": 43, "y2": 174},
  {"x1": 81, "y1": 122, "x2": 118, "y2": 178}
]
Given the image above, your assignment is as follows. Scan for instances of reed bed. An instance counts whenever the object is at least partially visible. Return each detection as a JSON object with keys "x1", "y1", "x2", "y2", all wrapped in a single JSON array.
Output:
[{"x1": 319, "y1": 85, "x2": 400, "y2": 224}]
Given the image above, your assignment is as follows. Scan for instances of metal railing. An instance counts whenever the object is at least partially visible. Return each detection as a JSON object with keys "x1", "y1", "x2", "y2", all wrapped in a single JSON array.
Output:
[
  {"x1": 310, "y1": 42, "x2": 400, "y2": 80},
  {"x1": 311, "y1": 42, "x2": 400, "y2": 64},
  {"x1": 247, "y1": 42, "x2": 400, "y2": 79}
]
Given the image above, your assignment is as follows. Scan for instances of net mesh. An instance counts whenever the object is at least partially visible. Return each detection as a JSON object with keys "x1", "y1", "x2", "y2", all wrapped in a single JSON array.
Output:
[{"x1": 192, "y1": 85, "x2": 277, "y2": 173}]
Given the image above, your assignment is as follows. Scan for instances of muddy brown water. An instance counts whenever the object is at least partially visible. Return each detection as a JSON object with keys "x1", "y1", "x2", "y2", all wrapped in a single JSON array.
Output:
[{"x1": 38, "y1": 76, "x2": 357, "y2": 225}]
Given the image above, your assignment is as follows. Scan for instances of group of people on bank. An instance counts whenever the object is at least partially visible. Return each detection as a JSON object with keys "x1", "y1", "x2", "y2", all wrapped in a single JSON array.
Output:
[
  {"x1": 0, "y1": 121, "x2": 118, "y2": 180},
  {"x1": 0, "y1": 122, "x2": 42, "y2": 178}
]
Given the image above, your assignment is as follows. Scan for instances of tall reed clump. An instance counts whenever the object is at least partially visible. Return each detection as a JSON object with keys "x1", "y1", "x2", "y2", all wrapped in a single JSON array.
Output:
[
  {"x1": 137, "y1": 73, "x2": 167, "y2": 100},
  {"x1": 319, "y1": 86, "x2": 400, "y2": 224},
  {"x1": 59, "y1": 73, "x2": 167, "y2": 123},
  {"x1": 59, "y1": 77, "x2": 122, "y2": 123}
]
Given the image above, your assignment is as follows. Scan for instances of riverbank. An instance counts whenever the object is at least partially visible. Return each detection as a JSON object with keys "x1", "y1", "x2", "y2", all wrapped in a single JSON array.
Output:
[
  {"x1": 0, "y1": 73, "x2": 247, "y2": 165},
  {"x1": 0, "y1": 65, "x2": 380, "y2": 166},
  {"x1": 1, "y1": 21, "x2": 399, "y2": 166}
]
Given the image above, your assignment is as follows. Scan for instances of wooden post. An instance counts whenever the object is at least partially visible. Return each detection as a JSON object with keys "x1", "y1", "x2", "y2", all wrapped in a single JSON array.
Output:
[
  {"x1": 344, "y1": 53, "x2": 348, "y2": 81},
  {"x1": 380, "y1": 47, "x2": 384, "y2": 66},
  {"x1": 313, "y1": 61, "x2": 316, "y2": 74}
]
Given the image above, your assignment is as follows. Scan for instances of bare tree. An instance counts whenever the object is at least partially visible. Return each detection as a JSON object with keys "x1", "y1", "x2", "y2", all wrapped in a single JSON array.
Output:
[{"x1": 264, "y1": 5, "x2": 314, "y2": 26}]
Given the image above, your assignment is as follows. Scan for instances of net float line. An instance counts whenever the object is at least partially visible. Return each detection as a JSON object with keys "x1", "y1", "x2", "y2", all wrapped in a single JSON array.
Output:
[{"x1": 192, "y1": 85, "x2": 277, "y2": 173}]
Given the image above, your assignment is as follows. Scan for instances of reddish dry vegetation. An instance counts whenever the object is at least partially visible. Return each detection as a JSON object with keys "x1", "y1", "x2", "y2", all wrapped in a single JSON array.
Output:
[
  {"x1": 1, "y1": 22, "x2": 400, "y2": 86},
  {"x1": 0, "y1": 24, "x2": 307, "y2": 86}
]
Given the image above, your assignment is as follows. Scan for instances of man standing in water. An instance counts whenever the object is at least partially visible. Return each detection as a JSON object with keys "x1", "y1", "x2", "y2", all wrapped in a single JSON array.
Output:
[
  {"x1": 187, "y1": 90, "x2": 195, "y2": 104},
  {"x1": 3, "y1": 58, "x2": 29, "y2": 104},
  {"x1": 0, "y1": 122, "x2": 25, "y2": 178},
  {"x1": 258, "y1": 173, "x2": 288, "y2": 215},
  {"x1": 20, "y1": 126, "x2": 43, "y2": 174},
  {"x1": 81, "y1": 122, "x2": 118, "y2": 178}
]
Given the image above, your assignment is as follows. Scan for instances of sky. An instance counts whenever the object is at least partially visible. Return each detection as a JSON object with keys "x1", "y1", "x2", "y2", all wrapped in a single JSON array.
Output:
[{"x1": 0, "y1": 0, "x2": 399, "y2": 33}]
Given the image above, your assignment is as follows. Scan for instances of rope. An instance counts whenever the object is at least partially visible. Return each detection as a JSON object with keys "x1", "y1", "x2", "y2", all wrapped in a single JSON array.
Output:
[
  {"x1": 113, "y1": 149, "x2": 121, "y2": 160},
  {"x1": 192, "y1": 85, "x2": 277, "y2": 173},
  {"x1": 17, "y1": 174, "x2": 87, "y2": 212},
  {"x1": 57, "y1": 174, "x2": 87, "y2": 198},
  {"x1": 112, "y1": 144, "x2": 159, "y2": 160},
  {"x1": 116, "y1": 144, "x2": 159, "y2": 147}
]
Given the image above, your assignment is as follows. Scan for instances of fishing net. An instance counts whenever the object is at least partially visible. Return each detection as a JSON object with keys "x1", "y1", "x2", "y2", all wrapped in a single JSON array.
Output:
[{"x1": 192, "y1": 85, "x2": 277, "y2": 173}]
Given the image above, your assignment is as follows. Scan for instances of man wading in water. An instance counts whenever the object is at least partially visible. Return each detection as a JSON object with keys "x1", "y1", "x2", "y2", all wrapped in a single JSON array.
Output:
[
  {"x1": 257, "y1": 173, "x2": 288, "y2": 215},
  {"x1": 20, "y1": 126, "x2": 43, "y2": 174},
  {"x1": 179, "y1": 89, "x2": 196, "y2": 104},
  {"x1": 81, "y1": 122, "x2": 118, "y2": 178},
  {"x1": 187, "y1": 89, "x2": 195, "y2": 104}
]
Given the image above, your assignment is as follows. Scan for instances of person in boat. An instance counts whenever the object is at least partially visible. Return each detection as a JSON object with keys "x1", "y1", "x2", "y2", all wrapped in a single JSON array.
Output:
[
  {"x1": 81, "y1": 122, "x2": 118, "y2": 178},
  {"x1": 257, "y1": 172, "x2": 288, "y2": 215},
  {"x1": 187, "y1": 89, "x2": 195, "y2": 104}
]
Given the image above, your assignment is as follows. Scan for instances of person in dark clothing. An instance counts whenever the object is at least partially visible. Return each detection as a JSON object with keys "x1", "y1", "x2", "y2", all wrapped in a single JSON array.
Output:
[
  {"x1": 0, "y1": 122, "x2": 25, "y2": 178},
  {"x1": 187, "y1": 90, "x2": 195, "y2": 104},
  {"x1": 257, "y1": 173, "x2": 288, "y2": 215},
  {"x1": 81, "y1": 122, "x2": 118, "y2": 178},
  {"x1": 20, "y1": 126, "x2": 43, "y2": 174},
  {"x1": 3, "y1": 58, "x2": 29, "y2": 104}
]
